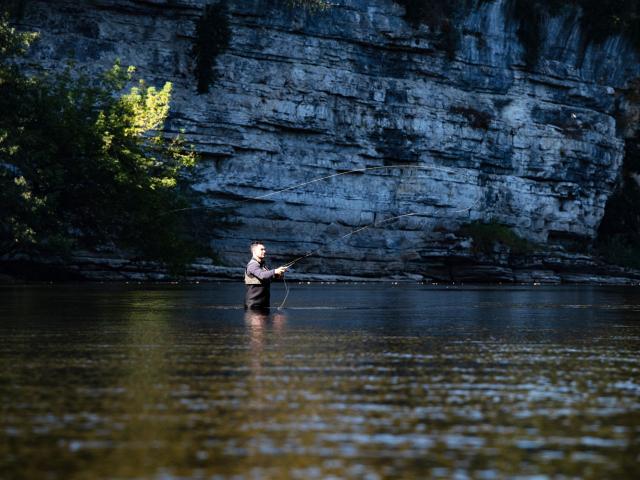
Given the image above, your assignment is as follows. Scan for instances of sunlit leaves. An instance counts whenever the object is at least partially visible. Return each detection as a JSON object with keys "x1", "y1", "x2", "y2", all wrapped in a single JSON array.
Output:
[
  {"x1": 119, "y1": 81, "x2": 172, "y2": 137},
  {"x1": 0, "y1": 12, "x2": 37, "y2": 61},
  {"x1": 0, "y1": 15, "x2": 203, "y2": 267}
]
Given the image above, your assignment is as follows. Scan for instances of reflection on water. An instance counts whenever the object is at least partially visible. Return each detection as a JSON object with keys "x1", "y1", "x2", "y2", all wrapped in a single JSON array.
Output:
[{"x1": 1, "y1": 284, "x2": 639, "y2": 479}]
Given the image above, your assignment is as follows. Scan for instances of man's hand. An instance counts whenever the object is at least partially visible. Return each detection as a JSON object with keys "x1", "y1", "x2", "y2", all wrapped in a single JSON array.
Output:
[{"x1": 275, "y1": 266, "x2": 288, "y2": 276}]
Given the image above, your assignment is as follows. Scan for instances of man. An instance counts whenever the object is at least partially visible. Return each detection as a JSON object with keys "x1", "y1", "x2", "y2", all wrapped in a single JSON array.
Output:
[{"x1": 244, "y1": 241, "x2": 288, "y2": 310}]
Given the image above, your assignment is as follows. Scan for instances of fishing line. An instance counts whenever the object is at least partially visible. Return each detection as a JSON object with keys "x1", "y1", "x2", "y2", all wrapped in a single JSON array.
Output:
[
  {"x1": 162, "y1": 163, "x2": 475, "y2": 216},
  {"x1": 282, "y1": 212, "x2": 419, "y2": 269},
  {"x1": 276, "y1": 203, "x2": 477, "y2": 310},
  {"x1": 279, "y1": 274, "x2": 291, "y2": 311},
  {"x1": 276, "y1": 212, "x2": 416, "y2": 310},
  {"x1": 163, "y1": 162, "x2": 482, "y2": 310}
]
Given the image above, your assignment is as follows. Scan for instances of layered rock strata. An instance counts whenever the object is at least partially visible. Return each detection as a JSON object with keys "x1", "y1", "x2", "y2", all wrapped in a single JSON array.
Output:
[
  {"x1": 3, "y1": 249, "x2": 640, "y2": 285},
  {"x1": 14, "y1": 0, "x2": 640, "y2": 278}
]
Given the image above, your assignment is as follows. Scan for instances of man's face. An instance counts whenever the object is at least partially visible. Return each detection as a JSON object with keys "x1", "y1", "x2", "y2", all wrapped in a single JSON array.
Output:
[{"x1": 252, "y1": 244, "x2": 266, "y2": 261}]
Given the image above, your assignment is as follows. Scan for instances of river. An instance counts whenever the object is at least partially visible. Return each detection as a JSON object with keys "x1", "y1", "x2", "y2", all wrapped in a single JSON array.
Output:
[{"x1": 1, "y1": 283, "x2": 639, "y2": 479}]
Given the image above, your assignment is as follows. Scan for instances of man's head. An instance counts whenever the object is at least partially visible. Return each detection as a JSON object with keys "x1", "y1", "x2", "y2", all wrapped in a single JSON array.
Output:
[{"x1": 250, "y1": 241, "x2": 266, "y2": 262}]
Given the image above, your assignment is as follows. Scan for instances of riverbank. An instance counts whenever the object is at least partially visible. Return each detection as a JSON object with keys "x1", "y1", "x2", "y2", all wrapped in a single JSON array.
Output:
[{"x1": 2, "y1": 247, "x2": 640, "y2": 285}]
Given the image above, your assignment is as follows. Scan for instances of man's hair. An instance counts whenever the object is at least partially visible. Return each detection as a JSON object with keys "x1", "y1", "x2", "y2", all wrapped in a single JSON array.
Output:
[{"x1": 250, "y1": 241, "x2": 264, "y2": 251}]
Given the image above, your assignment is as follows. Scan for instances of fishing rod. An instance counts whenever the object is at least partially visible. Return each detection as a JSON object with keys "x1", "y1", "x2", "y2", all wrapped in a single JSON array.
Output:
[
  {"x1": 277, "y1": 212, "x2": 417, "y2": 309},
  {"x1": 162, "y1": 161, "x2": 481, "y2": 309},
  {"x1": 279, "y1": 198, "x2": 479, "y2": 271},
  {"x1": 281, "y1": 212, "x2": 418, "y2": 269},
  {"x1": 275, "y1": 202, "x2": 478, "y2": 310}
]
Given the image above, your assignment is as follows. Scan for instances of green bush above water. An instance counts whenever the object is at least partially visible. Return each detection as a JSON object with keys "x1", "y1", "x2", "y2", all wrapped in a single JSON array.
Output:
[{"x1": 0, "y1": 14, "x2": 213, "y2": 271}]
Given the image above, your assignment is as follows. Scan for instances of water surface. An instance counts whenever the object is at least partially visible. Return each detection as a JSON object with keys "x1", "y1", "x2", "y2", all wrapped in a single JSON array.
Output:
[{"x1": 1, "y1": 283, "x2": 639, "y2": 479}]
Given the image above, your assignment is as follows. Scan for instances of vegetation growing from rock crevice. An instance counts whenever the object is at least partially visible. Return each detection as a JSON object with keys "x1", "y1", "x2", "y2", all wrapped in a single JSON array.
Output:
[
  {"x1": 511, "y1": 0, "x2": 640, "y2": 68},
  {"x1": 192, "y1": 1, "x2": 230, "y2": 94},
  {"x1": 191, "y1": 0, "x2": 329, "y2": 94},
  {"x1": 0, "y1": 13, "x2": 215, "y2": 271},
  {"x1": 395, "y1": 0, "x2": 472, "y2": 59},
  {"x1": 458, "y1": 220, "x2": 536, "y2": 255},
  {"x1": 574, "y1": 0, "x2": 640, "y2": 46},
  {"x1": 395, "y1": 1, "x2": 640, "y2": 66},
  {"x1": 284, "y1": 0, "x2": 331, "y2": 10},
  {"x1": 395, "y1": 0, "x2": 462, "y2": 30},
  {"x1": 450, "y1": 105, "x2": 493, "y2": 130}
]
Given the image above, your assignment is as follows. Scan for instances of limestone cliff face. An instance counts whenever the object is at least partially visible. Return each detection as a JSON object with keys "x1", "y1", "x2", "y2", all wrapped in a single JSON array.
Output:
[{"x1": 17, "y1": 0, "x2": 640, "y2": 277}]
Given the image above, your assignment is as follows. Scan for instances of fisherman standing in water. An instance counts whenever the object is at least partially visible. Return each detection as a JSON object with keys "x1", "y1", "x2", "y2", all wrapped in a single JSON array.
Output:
[{"x1": 245, "y1": 241, "x2": 288, "y2": 310}]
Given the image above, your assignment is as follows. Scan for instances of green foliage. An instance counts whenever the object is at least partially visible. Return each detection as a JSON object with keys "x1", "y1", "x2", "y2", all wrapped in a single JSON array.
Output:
[
  {"x1": 0, "y1": 10, "x2": 36, "y2": 61},
  {"x1": 0, "y1": 15, "x2": 212, "y2": 269},
  {"x1": 450, "y1": 105, "x2": 492, "y2": 130},
  {"x1": 395, "y1": 0, "x2": 468, "y2": 58},
  {"x1": 192, "y1": 2, "x2": 230, "y2": 94},
  {"x1": 458, "y1": 220, "x2": 535, "y2": 255}
]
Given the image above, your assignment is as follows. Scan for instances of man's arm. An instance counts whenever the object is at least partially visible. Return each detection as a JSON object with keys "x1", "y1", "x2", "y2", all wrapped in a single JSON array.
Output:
[{"x1": 247, "y1": 261, "x2": 275, "y2": 280}]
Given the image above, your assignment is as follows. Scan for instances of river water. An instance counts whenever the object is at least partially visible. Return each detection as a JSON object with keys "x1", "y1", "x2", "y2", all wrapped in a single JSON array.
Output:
[{"x1": 1, "y1": 283, "x2": 639, "y2": 479}]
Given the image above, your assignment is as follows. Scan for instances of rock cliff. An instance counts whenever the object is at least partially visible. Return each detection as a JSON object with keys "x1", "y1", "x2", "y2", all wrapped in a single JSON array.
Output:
[{"x1": 13, "y1": 0, "x2": 640, "y2": 280}]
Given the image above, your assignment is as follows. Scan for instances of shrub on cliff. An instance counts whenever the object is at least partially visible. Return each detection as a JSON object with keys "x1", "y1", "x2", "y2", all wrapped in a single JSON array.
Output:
[
  {"x1": 458, "y1": 220, "x2": 535, "y2": 255},
  {"x1": 192, "y1": 2, "x2": 231, "y2": 94},
  {"x1": 449, "y1": 105, "x2": 492, "y2": 130},
  {"x1": 395, "y1": 0, "x2": 466, "y2": 58},
  {"x1": 0, "y1": 14, "x2": 209, "y2": 269}
]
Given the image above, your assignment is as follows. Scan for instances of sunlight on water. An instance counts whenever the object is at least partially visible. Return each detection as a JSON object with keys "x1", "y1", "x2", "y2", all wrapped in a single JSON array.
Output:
[{"x1": 1, "y1": 284, "x2": 639, "y2": 479}]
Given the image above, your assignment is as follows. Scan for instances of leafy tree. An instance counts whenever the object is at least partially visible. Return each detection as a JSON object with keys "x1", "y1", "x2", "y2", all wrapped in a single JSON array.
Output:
[{"x1": 0, "y1": 13, "x2": 211, "y2": 270}]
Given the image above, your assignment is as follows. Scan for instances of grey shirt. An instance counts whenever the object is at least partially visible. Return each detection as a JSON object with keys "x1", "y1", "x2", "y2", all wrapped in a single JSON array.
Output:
[
  {"x1": 244, "y1": 258, "x2": 275, "y2": 309},
  {"x1": 245, "y1": 258, "x2": 275, "y2": 283}
]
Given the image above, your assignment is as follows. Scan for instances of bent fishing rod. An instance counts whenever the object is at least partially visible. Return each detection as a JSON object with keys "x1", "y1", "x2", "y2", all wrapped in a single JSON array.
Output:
[
  {"x1": 275, "y1": 202, "x2": 479, "y2": 310},
  {"x1": 280, "y1": 212, "x2": 418, "y2": 269},
  {"x1": 276, "y1": 212, "x2": 416, "y2": 309},
  {"x1": 279, "y1": 192, "x2": 481, "y2": 271},
  {"x1": 160, "y1": 161, "x2": 481, "y2": 308}
]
